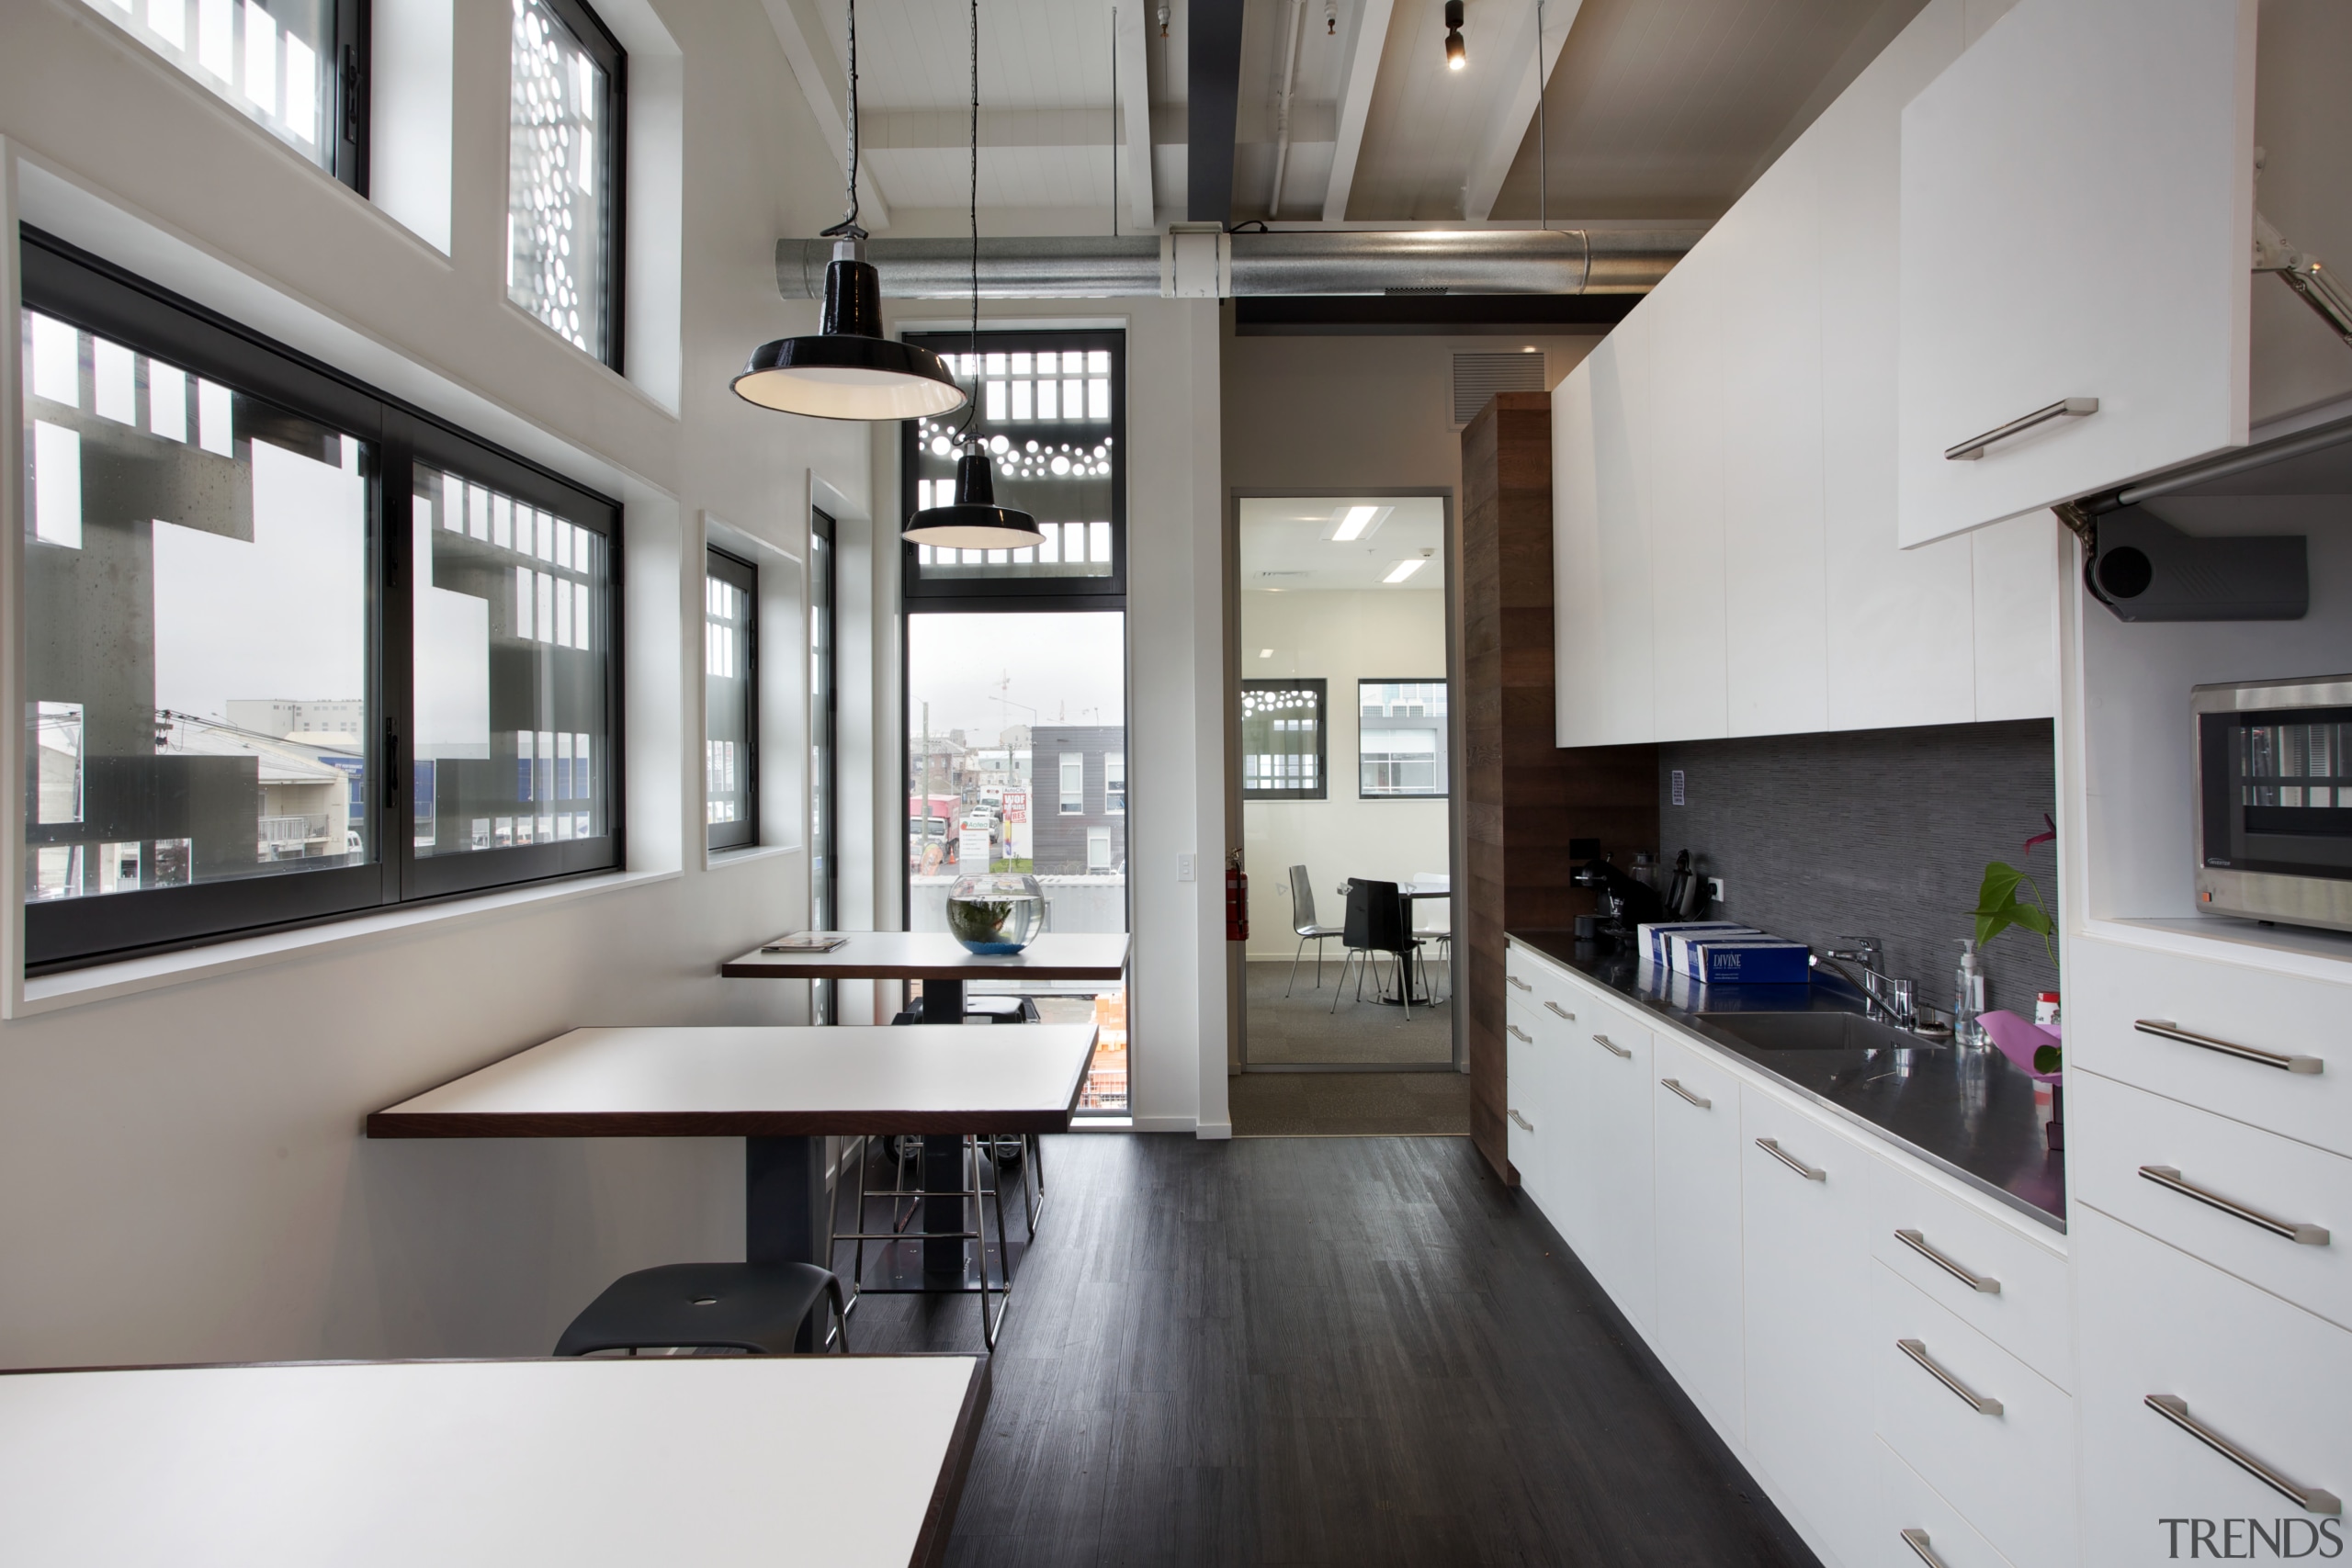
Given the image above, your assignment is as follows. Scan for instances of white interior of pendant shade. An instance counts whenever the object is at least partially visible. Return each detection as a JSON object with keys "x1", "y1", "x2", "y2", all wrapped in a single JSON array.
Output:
[
  {"x1": 732, "y1": 365, "x2": 969, "y2": 420},
  {"x1": 903, "y1": 518, "x2": 1046, "y2": 548}
]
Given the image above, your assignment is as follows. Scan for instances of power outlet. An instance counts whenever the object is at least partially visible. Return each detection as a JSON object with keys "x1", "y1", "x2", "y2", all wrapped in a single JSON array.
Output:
[{"x1": 1707, "y1": 877, "x2": 1725, "y2": 905}]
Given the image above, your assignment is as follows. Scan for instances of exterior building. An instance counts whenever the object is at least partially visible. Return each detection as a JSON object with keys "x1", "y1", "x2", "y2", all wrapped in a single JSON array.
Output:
[
  {"x1": 225, "y1": 698, "x2": 368, "y2": 739},
  {"x1": 1030, "y1": 725, "x2": 1125, "y2": 874}
]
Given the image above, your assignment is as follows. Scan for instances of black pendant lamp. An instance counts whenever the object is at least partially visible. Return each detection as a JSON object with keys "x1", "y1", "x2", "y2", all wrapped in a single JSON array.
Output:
[
  {"x1": 731, "y1": 0, "x2": 967, "y2": 423},
  {"x1": 905, "y1": 0, "x2": 1042, "y2": 551}
]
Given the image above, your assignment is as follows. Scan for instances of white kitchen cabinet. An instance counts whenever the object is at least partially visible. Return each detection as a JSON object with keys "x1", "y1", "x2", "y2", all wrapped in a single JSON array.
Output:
[
  {"x1": 1550, "y1": 367, "x2": 1609, "y2": 749},
  {"x1": 1872, "y1": 1437, "x2": 2018, "y2": 1568},
  {"x1": 1553, "y1": 999, "x2": 1656, "y2": 1329},
  {"x1": 2076, "y1": 1208, "x2": 2351, "y2": 1568},
  {"x1": 1650, "y1": 1034, "x2": 1746, "y2": 1436},
  {"x1": 1742, "y1": 1085, "x2": 1875, "y2": 1568},
  {"x1": 1642, "y1": 247, "x2": 1728, "y2": 742},
  {"x1": 1869, "y1": 1156, "x2": 2074, "y2": 1392},
  {"x1": 1896, "y1": 0, "x2": 2256, "y2": 546},
  {"x1": 1504, "y1": 1001, "x2": 1554, "y2": 1209}
]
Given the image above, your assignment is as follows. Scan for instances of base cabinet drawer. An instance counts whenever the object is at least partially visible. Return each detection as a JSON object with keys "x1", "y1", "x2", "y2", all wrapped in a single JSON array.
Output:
[
  {"x1": 2077, "y1": 1209, "x2": 2352, "y2": 1568},
  {"x1": 1873, "y1": 1438, "x2": 2018, "y2": 1568},
  {"x1": 1870, "y1": 1155, "x2": 2074, "y2": 1391},
  {"x1": 1871, "y1": 1263, "x2": 2075, "y2": 1568},
  {"x1": 2071, "y1": 1069, "x2": 2350, "y2": 1330},
  {"x1": 2070, "y1": 936, "x2": 2349, "y2": 1159}
]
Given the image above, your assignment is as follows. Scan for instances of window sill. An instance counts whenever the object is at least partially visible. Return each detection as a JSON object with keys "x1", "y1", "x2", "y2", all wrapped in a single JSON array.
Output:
[
  {"x1": 704, "y1": 843, "x2": 802, "y2": 872},
  {"x1": 10, "y1": 867, "x2": 683, "y2": 1019}
]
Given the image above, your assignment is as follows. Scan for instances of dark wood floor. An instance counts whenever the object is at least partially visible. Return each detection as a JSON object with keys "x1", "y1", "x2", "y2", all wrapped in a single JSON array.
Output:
[{"x1": 841, "y1": 1134, "x2": 1820, "y2": 1568}]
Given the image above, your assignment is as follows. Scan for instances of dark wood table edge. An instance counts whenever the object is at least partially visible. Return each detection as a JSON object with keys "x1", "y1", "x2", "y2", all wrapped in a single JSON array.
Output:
[{"x1": 911, "y1": 1354, "x2": 993, "y2": 1568}]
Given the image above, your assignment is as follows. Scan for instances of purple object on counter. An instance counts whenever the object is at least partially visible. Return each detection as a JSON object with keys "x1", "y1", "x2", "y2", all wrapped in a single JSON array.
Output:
[{"x1": 1977, "y1": 1010, "x2": 2064, "y2": 1082}]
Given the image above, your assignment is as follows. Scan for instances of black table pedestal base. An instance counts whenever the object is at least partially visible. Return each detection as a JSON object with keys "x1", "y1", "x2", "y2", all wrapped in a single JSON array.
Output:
[
  {"x1": 920, "y1": 977, "x2": 969, "y2": 1281},
  {"x1": 744, "y1": 1134, "x2": 830, "y2": 1351}
]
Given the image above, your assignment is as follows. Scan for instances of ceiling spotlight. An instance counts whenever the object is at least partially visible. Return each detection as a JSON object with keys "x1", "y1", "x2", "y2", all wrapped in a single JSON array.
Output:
[
  {"x1": 1385, "y1": 558, "x2": 1427, "y2": 583},
  {"x1": 1443, "y1": 0, "x2": 1465, "y2": 70},
  {"x1": 1331, "y1": 504, "x2": 1381, "y2": 541},
  {"x1": 1260, "y1": 649, "x2": 1275, "y2": 659}
]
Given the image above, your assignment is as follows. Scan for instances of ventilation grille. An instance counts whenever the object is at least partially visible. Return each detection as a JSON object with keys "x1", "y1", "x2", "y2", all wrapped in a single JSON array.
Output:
[{"x1": 1452, "y1": 351, "x2": 1547, "y2": 425}]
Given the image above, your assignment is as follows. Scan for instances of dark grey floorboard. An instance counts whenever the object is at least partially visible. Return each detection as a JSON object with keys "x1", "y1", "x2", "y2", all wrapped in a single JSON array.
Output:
[{"x1": 835, "y1": 1134, "x2": 1818, "y2": 1568}]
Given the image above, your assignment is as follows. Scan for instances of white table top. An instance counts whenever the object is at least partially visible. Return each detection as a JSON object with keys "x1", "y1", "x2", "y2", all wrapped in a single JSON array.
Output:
[
  {"x1": 719, "y1": 930, "x2": 1129, "y2": 981},
  {"x1": 368, "y1": 1023, "x2": 1101, "y2": 1137},
  {"x1": 0, "y1": 1355, "x2": 986, "y2": 1568}
]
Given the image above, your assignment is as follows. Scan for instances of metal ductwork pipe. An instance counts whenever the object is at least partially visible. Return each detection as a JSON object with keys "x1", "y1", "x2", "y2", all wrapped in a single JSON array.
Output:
[{"x1": 775, "y1": 227, "x2": 1697, "y2": 301}]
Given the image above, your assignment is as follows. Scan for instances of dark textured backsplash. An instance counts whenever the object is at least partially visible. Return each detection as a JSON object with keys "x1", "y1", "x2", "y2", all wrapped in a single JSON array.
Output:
[{"x1": 1657, "y1": 720, "x2": 2061, "y2": 1019}]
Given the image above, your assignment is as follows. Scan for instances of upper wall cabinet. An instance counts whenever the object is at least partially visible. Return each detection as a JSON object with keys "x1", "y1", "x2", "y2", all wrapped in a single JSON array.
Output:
[{"x1": 1895, "y1": 0, "x2": 2257, "y2": 547}]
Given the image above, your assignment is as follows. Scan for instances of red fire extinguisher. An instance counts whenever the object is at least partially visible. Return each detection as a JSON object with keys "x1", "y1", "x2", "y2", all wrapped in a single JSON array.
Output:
[{"x1": 1226, "y1": 852, "x2": 1250, "y2": 942}]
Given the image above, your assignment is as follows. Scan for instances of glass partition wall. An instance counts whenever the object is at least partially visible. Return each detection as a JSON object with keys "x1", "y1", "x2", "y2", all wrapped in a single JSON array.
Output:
[{"x1": 900, "y1": 328, "x2": 1128, "y2": 1113}]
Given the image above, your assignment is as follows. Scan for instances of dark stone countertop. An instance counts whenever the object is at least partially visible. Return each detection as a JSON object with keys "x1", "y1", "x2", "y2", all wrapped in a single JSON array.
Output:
[{"x1": 1509, "y1": 929, "x2": 2065, "y2": 1233}]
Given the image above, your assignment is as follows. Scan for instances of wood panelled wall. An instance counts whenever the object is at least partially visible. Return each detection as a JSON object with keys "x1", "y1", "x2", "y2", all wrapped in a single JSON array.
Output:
[{"x1": 1459, "y1": 392, "x2": 1659, "y2": 1182}]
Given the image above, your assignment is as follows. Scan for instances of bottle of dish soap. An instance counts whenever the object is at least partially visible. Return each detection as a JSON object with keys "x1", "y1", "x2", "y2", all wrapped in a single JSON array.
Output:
[{"x1": 1953, "y1": 940, "x2": 1988, "y2": 1047}]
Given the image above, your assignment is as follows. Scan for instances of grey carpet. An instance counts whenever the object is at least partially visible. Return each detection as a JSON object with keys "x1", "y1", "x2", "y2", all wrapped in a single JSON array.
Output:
[{"x1": 1243, "y1": 956, "x2": 1453, "y2": 1066}]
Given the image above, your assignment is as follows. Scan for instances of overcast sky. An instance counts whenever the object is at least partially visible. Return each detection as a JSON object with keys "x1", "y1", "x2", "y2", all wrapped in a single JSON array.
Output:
[{"x1": 908, "y1": 611, "x2": 1125, "y2": 745}]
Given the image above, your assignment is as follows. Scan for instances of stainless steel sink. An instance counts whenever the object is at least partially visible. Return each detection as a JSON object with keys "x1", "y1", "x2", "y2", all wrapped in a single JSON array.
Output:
[{"x1": 1693, "y1": 1011, "x2": 1946, "y2": 1053}]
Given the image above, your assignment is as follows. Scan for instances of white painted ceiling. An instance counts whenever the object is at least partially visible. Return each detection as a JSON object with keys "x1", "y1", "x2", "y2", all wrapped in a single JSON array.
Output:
[
  {"x1": 763, "y1": 0, "x2": 1928, "y2": 235},
  {"x1": 1238, "y1": 496, "x2": 1447, "y2": 591}
]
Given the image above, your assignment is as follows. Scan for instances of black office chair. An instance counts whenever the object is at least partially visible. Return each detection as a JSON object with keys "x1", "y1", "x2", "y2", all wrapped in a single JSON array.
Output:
[
  {"x1": 1330, "y1": 879, "x2": 1424, "y2": 1020},
  {"x1": 554, "y1": 1261, "x2": 849, "y2": 1356},
  {"x1": 1284, "y1": 864, "x2": 1345, "y2": 996}
]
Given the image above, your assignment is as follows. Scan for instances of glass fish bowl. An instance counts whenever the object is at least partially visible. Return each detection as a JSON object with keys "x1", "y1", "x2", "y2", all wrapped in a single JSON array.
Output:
[{"x1": 945, "y1": 873, "x2": 1046, "y2": 953}]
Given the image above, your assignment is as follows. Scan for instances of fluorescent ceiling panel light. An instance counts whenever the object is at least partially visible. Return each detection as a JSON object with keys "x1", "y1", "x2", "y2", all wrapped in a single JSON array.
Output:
[
  {"x1": 1259, "y1": 648, "x2": 1274, "y2": 658},
  {"x1": 1384, "y1": 558, "x2": 1426, "y2": 583},
  {"x1": 1331, "y1": 505, "x2": 1380, "y2": 541}
]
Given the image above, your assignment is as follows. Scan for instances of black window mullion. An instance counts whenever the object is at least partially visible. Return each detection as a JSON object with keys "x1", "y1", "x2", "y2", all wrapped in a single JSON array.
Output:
[{"x1": 334, "y1": 0, "x2": 371, "y2": 194}]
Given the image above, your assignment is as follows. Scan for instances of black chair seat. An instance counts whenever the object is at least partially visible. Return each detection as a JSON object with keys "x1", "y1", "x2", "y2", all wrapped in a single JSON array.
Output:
[{"x1": 554, "y1": 1261, "x2": 848, "y2": 1357}]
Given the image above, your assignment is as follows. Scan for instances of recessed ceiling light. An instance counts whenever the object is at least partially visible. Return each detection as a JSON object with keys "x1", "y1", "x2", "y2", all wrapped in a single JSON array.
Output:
[
  {"x1": 1259, "y1": 648, "x2": 1274, "y2": 659},
  {"x1": 1384, "y1": 558, "x2": 1426, "y2": 583},
  {"x1": 1331, "y1": 505, "x2": 1380, "y2": 541}
]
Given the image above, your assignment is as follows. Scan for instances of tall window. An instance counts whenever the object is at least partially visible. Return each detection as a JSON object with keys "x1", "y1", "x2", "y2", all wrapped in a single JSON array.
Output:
[
  {"x1": 19, "y1": 231, "x2": 621, "y2": 971},
  {"x1": 507, "y1": 0, "x2": 625, "y2": 366},
  {"x1": 1104, "y1": 750, "x2": 1125, "y2": 815},
  {"x1": 704, "y1": 547, "x2": 756, "y2": 850},
  {"x1": 1241, "y1": 680, "x2": 1327, "y2": 800},
  {"x1": 808, "y1": 509, "x2": 836, "y2": 1022},
  {"x1": 77, "y1": 0, "x2": 368, "y2": 185},
  {"x1": 1058, "y1": 752, "x2": 1084, "y2": 816},
  {"x1": 1359, "y1": 679, "x2": 1449, "y2": 798}
]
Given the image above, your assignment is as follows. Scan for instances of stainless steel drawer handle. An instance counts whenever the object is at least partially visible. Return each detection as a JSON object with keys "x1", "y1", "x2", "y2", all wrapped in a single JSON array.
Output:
[
  {"x1": 1895, "y1": 1228, "x2": 2001, "y2": 1294},
  {"x1": 1900, "y1": 1529, "x2": 1951, "y2": 1568},
  {"x1": 2136, "y1": 1019, "x2": 2323, "y2": 1075},
  {"x1": 1591, "y1": 1032, "x2": 1632, "y2": 1059},
  {"x1": 2139, "y1": 1165, "x2": 2330, "y2": 1247},
  {"x1": 1945, "y1": 397, "x2": 2098, "y2": 461},
  {"x1": 1508, "y1": 1109, "x2": 1534, "y2": 1133},
  {"x1": 1897, "y1": 1338, "x2": 2003, "y2": 1416},
  {"x1": 1544, "y1": 1000, "x2": 1576, "y2": 1021},
  {"x1": 1756, "y1": 1137, "x2": 1825, "y2": 1181},
  {"x1": 2146, "y1": 1394, "x2": 2342, "y2": 1515},
  {"x1": 1507, "y1": 1024, "x2": 1532, "y2": 1043},
  {"x1": 1507, "y1": 975, "x2": 1532, "y2": 992},
  {"x1": 1660, "y1": 1077, "x2": 1713, "y2": 1110}
]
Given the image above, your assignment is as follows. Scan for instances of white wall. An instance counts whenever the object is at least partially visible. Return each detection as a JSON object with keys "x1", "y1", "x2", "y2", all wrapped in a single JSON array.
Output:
[
  {"x1": 1241, "y1": 588, "x2": 1450, "y2": 959},
  {"x1": 881, "y1": 299, "x2": 1229, "y2": 1138},
  {"x1": 0, "y1": 0, "x2": 878, "y2": 1367}
]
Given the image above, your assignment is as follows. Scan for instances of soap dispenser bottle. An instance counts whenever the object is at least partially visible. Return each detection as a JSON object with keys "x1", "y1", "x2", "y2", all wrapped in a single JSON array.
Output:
[{"x1": 1953, "y1": 940, "x2": 1988, "y2": 1047}]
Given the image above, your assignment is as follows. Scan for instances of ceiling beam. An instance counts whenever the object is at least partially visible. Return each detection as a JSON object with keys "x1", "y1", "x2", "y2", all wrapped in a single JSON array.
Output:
[
  {"x1": 1321, "y1": 0, "x2": 1396, "y2": 223},
  {"x1": 1460, "y1": 0, "x2": 1580, "y2": 222},
  {"x1": 1188, "y1": 0, "x2": 1248, "y2": 223},
  {"x1": 1114, "y1": 0, "x2": 1156, "y2": 230},
  {"x1": 758, "y1": 0, "x2": 891, "y2": 231}
]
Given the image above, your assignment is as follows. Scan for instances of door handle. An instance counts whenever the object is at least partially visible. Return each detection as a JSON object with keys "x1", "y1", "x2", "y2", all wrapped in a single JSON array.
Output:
[
  {"x1": 1507, "y1": 1024, "x2": 1532, "y2": 1043},
  {"x1": 1945, "y1": 397, "x2": 2098, "y2": 460},
  {"x1": 1894, "y1": 1229, "x2": 2001, "y2": 1294},
  {"x1": 2146, "y1": 1395, "x2": 2341, "y2": 1515},
  {"x1": 1756, "y1": 1137, "x2": 1825, "y2": 1181},
  {"x1": 1900, "y1": 1529, "x2": 1951, "y2": 1568},
  {"x1": 1591, "y1": 1032, "x2": 1631, "y2": 1059},
  {"x1": 1544, "y1": 1000, "x2": 1576, "y2": 1021},
  {"x1": 2136, "y1": 1019, "x2": 2323, "y2": 1075},
  {"x1": 2139, "y1": 1166, "x2": 2329, "y2": 1246},
  {"x1": 1660, "y1": 1077, "x2": 1712, "y2": 1110},
  {"x1": 1508, "y1": 1110, "x2": 1534, "y2": 1133},
  {"x1": 1897, "y1": 1338, "x2": 2003, "y2": 1416},
  {"x1": 1507, "y1": 974, "x2": 1531, "y2": 991}
]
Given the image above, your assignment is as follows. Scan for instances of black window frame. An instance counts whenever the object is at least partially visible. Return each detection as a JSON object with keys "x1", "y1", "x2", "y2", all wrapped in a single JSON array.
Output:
[
  {"x1": 19, "y1": 227, "x2": 623, "y2": 974},
  {"x1": 1355, "y1": 676, "x2": 1450, "y2": 801},
  {"x1": 508, "y1": 0, "x2": 628, "y2": 373},
  {"x1": 703, "y1": 543, "x2": 758, "y2": 852},
  {"x1": 1241, "y1": 678, "x2": 1329, "y2": 802},
  {"x1": 899, "y1": 328, "x2": 1125, "y2": 609},
  {"x1": 808, "y1": 507, "x2": 836, "y2": 1022}
]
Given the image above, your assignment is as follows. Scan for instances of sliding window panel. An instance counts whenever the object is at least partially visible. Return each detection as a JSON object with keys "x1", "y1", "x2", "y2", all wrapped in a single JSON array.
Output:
[
  {"x1": 19, "y1": 238, "x2": 390, "y2": 970},
  {"x1": 393, "y1": 413, "x2": 621, "y2": 897}
]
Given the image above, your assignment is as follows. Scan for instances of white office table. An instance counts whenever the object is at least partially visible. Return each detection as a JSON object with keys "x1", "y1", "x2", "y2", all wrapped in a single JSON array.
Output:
[
  {"x1": 0, "y1": 1354, "x2": 988, "y2": 1568},
  {"x1": 369, "y1": 1024, "x2": 1099, "y2": 1317}
]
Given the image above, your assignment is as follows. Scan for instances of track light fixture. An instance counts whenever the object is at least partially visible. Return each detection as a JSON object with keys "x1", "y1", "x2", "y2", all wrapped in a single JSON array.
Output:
[{"x1": 1443, "y1": 0, "x2": 1465, "y2": 69}]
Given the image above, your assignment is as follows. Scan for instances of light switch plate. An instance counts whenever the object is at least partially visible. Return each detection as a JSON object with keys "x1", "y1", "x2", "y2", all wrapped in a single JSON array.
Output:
[
  {"x1": 1708, "y1": 877, "x2": 1725, "y2": 904},
  {"x1": 1177, "y1": 852, "x2": 1195, "y2": 883}
]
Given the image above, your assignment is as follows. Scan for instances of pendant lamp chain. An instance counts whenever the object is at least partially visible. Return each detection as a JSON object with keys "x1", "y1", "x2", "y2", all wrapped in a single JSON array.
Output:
[
  {"x1": 959, "y1": 0, "x2": 980, "y2": 446},
  {"x1": 825, "y1": 0, "x2": 863, "y2": 239}
]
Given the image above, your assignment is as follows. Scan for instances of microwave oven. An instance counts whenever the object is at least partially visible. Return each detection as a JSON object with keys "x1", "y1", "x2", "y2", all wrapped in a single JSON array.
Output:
[{"x1": 2196, "y1": 675, "x2": 2352, "y2": 932}]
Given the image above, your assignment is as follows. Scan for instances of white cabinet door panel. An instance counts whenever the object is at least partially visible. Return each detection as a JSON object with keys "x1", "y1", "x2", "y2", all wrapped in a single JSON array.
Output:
[
  {"x1": 1717, "y1": 144, "x2": 1828, "y2": 739},
  {"x1": 1897, "y1": 0, "x2": 2256, "y2": 546},
  {"x1": 2076, "y1": 1208, "x2": 2351, "y2": 1568},
  {"x1": 1589, "y1": 317, "x2": 1657, "y2": 745},
  {"x1": 1504, "y1": 1001, "x2": 1552, "y2": 1212},
  {"x1": 1968, "y1": 513, "x2": 2058, "y2": 722},
  {"x1": 1872, "y1": 1437, "x2": 2019, "y2": 1568},
  {"x1": 1651, "y1": 1034, "x2": 1745, "y2": 1436},
  {"x1": 1552, "y1": 366, "x2": 1607, "y2": 749},
  {"x1": 1643, "y1": 251, "x2": 1728, "y2": 743},
  {"x1": 1566, "y1": 1012, "x2": 1655, "y2": 1331}
]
